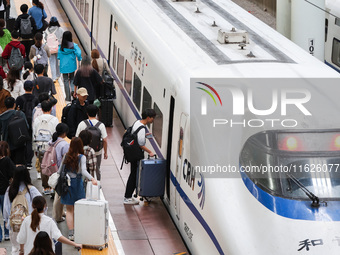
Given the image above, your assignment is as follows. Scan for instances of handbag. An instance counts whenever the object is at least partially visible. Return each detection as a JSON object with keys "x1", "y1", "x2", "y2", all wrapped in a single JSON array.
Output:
[{"x1": 48, "y1": 172, "x2": 59, "y2": 189}]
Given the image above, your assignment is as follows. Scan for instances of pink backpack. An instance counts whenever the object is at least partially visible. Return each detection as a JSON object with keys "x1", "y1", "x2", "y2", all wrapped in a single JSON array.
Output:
[
  {"x1": 46, "y1": 30, "x2": 59, "y2": 54},
  {"x1": 41, "y1": 139, "x2": 63, "y2": 176}
]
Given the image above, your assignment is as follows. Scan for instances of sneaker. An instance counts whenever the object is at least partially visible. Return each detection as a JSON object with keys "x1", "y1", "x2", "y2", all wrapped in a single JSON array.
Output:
[
  {"x1": 124, "y1": 197, "x2": 139, "y2": 205},
  {"x1": 26, "y1": 163, "x2": 32, "y2": 170},
  {"x1": 43, "y1": 188, "x2": 51, "y2": 195},
  {"x1": 37, "y1": 172, "x2": 41, "y2": 179},
  {"x1": 68, "y1": 234, "x2": 74, "y2": 241},
  {"x1": 4, "y1": 236, "x2": 9, "y2": 241},
  {"x1": 56, "y1": 216, "x2": 66, "y2": 223}
]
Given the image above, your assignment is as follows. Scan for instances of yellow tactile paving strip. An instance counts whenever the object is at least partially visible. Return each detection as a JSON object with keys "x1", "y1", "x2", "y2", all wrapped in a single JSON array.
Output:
[{"x1": 81, "y1": 231, "x2": 119, "y2": 255}]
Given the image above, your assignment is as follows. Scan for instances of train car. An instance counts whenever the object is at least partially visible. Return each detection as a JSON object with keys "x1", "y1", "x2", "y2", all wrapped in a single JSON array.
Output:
[
  {"x1": 60, "y1": 0, "x2": 340, "y2": 254},
  {"x1": 325, "y1": 0, "x2": 340, "y2": 72}
]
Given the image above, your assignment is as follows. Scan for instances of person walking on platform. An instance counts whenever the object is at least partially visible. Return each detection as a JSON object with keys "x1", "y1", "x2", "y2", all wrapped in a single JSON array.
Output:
[
  {"x1": 73, "y1": 56, "x2": 103, "y2": 104},
  {"x1": 17, "y1": 196, "x2": 82, "y2": 255},
  {"x1": 59, "y1": 137, "x2": 97, "y2": 241},
  {"x1": 0, "y1": 18, "x2": 11, "y2": 66},
  {"x1": 32, "y1": 93, "x2": 56, "y2": 129},
  {"x1": 28, "y1": 0, "x2": 47, "y2": 34},
  {"x1": 76, "y1": 104, "x2": 108, "y2": 180},
  {"x1": 29, "y1": 33, "x2": 50, "y2": 77},
  {"x1": 3, "y1": 165, "x2": 41, "y2": 255},
  {"x1": 78, "y1": 130, "x2": 97, "y2": 177},
  {"x1": 26, "y1": 231, "x2": 56, "y2": 255},
  {"x1": 0, "y1": 77, "x2": 10, "y2": 114},
  {"x1": 21, "y1": 62, "x2": 36, "y2": 82},
  {"x1": 91, "y1": 49, "x2": 110, "y2": 76},
  {"x1": 0, "y1": 141, "x2": 15, "y2": 243},
  {"x1": 66, "y1": 88, "x2": 88, "y2": 139},
  {"x1": 58, "y1": 31, "x2": 82, "y2": 102},
  {"x1": 14, "y1": 4, "x2": 37, "y2": 62},
  {"x1": 15, "y1": 81, "x2": 39, "y2": 169},
  {"x1": 2, "y1": 31, "x2": 26, "y2": 71},
  {"x1": 50, "y1": 123, "x2": 69, "y2": 223},
  {"x1": 32, "y1": 100, "x2": 59, "y2": 193},
  {"x1": 31, "y1": 64, "x2": 55, "y2": 97},
  {"x1": 0, "y1": 0, "x2": 10, "y2": 20},
  {"x1": 4, "y1": 69, "x2": 25, "y2": 99},
  {"x1": 124, "y1": 109, "x2": 156, "y2": 204},
  {"x1": 44, "y1": 17, "x2": 63, "y2": 83},
  {"x1": 0, "y1": 97, "x2": 29, "y2": 164}
]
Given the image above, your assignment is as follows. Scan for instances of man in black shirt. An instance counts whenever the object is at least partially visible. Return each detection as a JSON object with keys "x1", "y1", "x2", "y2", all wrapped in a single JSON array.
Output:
[{"x1": 32, "y1": 64, "x2": 56, "y2": 97}]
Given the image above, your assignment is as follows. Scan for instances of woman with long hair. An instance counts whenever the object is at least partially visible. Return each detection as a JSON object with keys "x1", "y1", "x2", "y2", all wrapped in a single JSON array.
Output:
[
  {"x1": 29, "y1": 33, "x2": 50, "y2": 76},
  {"x1": 28, "y1": 0, "x2": 47, "y2": 33},
  {"x1": 22, "y1": 62, "x2": 36, "y2": 82},
  {"x1": 0, "y1": 141, "x2": 15, "y2": 242},
  {"x1": 91, "y1": 49, "x2": 110, "y2": 76},
  {"x1": 28, "y1": 231, "x2": 55, "y2": 255},
  {"x1": 59, "y1": 137, "x2": 97, "y2": 240},
  {"x1": 58, "y1": 31, "x2": 82, "y2": 102},
  {"x1": 4, "y1": 69, "x2": 25, "y2": 99},
  {"x1": 0, "y1": 77, "x2": 10, "y2": 114},
  {"x1": 44, "y1": 17, "x2": 64, "y2": 83},
  {"x1": 17, "y1": 197, "x2": 82, "y2": 255},
  {"x1": 3, "y1": 166, "x2": 41, "y2": 255},
  {"x1": 50, "y1": 123, "x2": 69, "y2": 223},
  {"x1": 74, "y1": 55, "x2": 103, "y2": 104}
]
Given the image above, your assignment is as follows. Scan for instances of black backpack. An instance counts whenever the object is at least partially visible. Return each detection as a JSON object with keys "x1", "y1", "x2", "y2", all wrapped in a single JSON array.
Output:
[
  {"x1": 7, "y1": 111, "x2": 30, "y2": 147},
  {"x1": 61, "y1": 103, "x2": 72, "y2": 124},
  {"x1": 20, "y1": 97, "x2": 34, "y2": 129},
  {"x1": 120, "y1": 123, "x2": 145, "y2": 166},
  {"x1": 55, "y1": 163, "x2": 69, "y2": 197},
  {"x1": 84, "y1": 120, "x2": 103, "y2": 152}
]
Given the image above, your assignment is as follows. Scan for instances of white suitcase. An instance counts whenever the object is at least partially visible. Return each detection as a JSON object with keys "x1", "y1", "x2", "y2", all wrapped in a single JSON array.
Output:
[{"x1": 74, "y1": 199, "x2": 109, "y2": 250}]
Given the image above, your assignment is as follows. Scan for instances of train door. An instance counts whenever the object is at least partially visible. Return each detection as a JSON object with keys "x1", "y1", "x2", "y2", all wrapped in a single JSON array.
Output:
[
  {"x1": 90, "y1": 0, "x2": 100, "y2": 49},
  {"x1": 175, "y1": 113, "x2": 188, "y2": 219},
  {"x1": 166, "y1": 96, "x2": 175, "y2": 200}
]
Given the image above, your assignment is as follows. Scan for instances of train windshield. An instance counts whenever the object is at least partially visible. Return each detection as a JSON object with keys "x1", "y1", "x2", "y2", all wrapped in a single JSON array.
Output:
[{"x1": 240, "y1": 130, "x2": 340, "y2": 200}]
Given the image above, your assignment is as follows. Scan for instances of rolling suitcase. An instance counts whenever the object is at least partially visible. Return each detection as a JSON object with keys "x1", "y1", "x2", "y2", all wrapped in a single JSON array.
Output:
[
  {"x1": 137, "y1": 156, "x2": 166, "y2": 198},
  {"x1": 99, "y1": 98, "x2": 113, "y2": 127},
  {"x1": 6, "y1": 18, "x2": 15, "y2": 32},
  {"x1": 74, "y1": 185, "x2": 109, "y2": 251}
]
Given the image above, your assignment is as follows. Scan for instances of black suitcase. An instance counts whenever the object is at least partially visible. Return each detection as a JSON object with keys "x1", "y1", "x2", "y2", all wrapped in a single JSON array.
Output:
[
  {"x1": 99, "y1": 98, "x2": 113, "y2": 127},
  {"x1": 6, "y1": 17, "x2": 15, "y2": 32},
  {"x1": 137, "y1": 156, "x2": 166, "y2": 198}
]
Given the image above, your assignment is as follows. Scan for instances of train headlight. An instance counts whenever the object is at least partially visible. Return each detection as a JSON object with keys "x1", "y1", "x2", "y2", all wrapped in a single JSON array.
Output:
[{"x1": 332, "y1": 135, "x2": 340, "y2": 150}]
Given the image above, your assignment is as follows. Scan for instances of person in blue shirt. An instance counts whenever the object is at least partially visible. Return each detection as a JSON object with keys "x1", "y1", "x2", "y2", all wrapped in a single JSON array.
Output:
[
  {"x1": 28, "y1": 0, "x2": 47, "y2": 33},
  {"x1": 57, "y1": 31, "x2": 82, "y2": 102}
]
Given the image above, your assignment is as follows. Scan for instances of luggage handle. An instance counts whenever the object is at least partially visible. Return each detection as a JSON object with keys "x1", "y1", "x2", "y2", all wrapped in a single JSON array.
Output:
[
  {"x1": 86, "y1": 172, "x2": 100, "y2": 200},
  {"x1": 148, "y1": 155, "x2": 157, "y2": 159}
]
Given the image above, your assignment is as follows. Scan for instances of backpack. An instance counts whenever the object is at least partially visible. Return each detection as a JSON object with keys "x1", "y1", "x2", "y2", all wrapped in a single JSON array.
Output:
[
  {"x1": 33, "y1": 116, "x2": 54, "y2": 154},
  {"x1": 20, "y1": 96, "x2": 34, "y2": 128},
  {"x1": 20, "y1": 16, "x2": 33, "y2": 39},
  {"x1": 46, "y1": 30, "x2": 58, "y2": 54},
  {"x1": 55, "y1": 162, "x2": 69, "y2": 197},
  {"x1": 32, "y1": 44, "x2": 48, "y2": 66},
  {"x1": 120, "y1": 123, "x2": 145, "y2": 164},
  {"x1": 84, "y1": 120, "x2": 103, "y2": 152},
  {"x1": 32, "y1": 106, "x2": 43, "y2": 126},
  {"x1": 9, "y1": 187, "x2": 29, "y2": 232},
  {"x1": 7, "y1": 111, "x2": 30, "y2": 147},
  {"x1": 61, "y1": 103, "x2": 72, "y2": 124},
  {"x1": 41, "y1": 139, "x2": 63, "y2": 176},
  {"x1": 8, "y1": 46, "x2": 24, "y2": 70}
]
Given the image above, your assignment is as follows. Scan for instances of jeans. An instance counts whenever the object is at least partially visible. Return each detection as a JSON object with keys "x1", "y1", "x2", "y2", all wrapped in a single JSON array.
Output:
[
  {"x1": 62, "y1": 72, "x2": 75, "y2": 101},
  {"x1": 0, "y1": 194, "x2": 9, "y2": 241},
  {"x1": 50, "y1": 54, "x2": 60, "y2": 81}
]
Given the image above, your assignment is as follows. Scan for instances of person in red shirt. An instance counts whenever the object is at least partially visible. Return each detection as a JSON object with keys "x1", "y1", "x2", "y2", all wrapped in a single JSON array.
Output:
[{"x1": 2, "y1": 30, "x2": 26, "y2": 70}]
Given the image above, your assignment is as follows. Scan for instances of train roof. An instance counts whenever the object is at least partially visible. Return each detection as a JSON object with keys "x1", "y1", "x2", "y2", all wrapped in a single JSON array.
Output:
[{"x1": 114, "y1": 0, "x2": 340, "y2": 79}]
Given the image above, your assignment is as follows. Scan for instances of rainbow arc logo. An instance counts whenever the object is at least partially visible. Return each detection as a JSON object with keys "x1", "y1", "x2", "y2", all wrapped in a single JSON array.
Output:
[{"x1": 196, "y1": 82, "x2": 222, "y2": 115}]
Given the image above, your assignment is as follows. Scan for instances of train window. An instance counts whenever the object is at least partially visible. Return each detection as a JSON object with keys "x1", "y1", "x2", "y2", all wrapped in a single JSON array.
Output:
[
  {"x1": 152, "y1": 103, "x2": 163, "y2": 147},
  {"x1": 142, "y1": 87, "x2": 152, "y2": 113},
  {"x1": 124, "y1": 60, "x2": 132, "y2": 95},
  {"x1": 117, "y1": 49, "x2": 124, "y2": 82},
  {"x1": 112, "y1": 43, "x2": 117, "y2": 70},
  {"x1": 84, "y1": 1, "x2": 89, "y2": 24},
  {"x1": 133, "y1": 73, "x2": 142, "y2": 110},
  {"x1": 76, "y1": 0, "x2": 80, "y2": 10},
  {"x1": 336, "y1": 18, "x2": 340, "y2": 27},
  {"x1": 80, "y1": 0, "x2": 85, "y2": 17},
  {"x1": 331, "y1": 38, "x2": 340, "y2": 68}
]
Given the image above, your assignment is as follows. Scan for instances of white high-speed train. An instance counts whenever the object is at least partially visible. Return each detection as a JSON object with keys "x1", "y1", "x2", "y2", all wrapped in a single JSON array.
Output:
[{"x1": 60, "y1": 0, "x2": 340, "y2": 254}]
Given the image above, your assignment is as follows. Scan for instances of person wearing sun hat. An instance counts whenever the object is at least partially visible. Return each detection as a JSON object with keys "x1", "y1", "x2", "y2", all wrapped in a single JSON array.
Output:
[
  {"x1": 66, "y1": 87, "x2": 89, "y2": 139},
  {"x1": 44, "y1": 16, "x2": 64, "y2": 82}
]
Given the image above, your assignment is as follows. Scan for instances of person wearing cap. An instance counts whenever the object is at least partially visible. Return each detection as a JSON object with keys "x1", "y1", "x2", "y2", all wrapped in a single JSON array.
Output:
[
  {"x1": 44, "y1": 17, "x2": 64, "y2": 83},
  {"x1": 66, "y1": 87, "x2": 89, "y2": 139},
  {"x1": 15, "y1": 80, "x2": 39, "y2": 169},
  {"x1": 14, "y1": 4, "x2": 37, "y2": 61}
]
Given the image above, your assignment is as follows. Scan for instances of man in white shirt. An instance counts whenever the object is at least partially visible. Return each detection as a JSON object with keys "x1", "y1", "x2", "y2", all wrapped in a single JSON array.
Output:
[
  {"x1": 75, "y1": 104, "x2": 108, "y2": 180},
  {"x1": 33, "y1": 100, "x2": 59, "y2": 193}
]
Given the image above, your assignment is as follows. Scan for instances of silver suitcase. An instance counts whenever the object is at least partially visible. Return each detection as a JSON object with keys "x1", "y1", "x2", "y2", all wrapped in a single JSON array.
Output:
[{"x1": 74, "y1": 199, "x2": 109, "y2": 250}]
